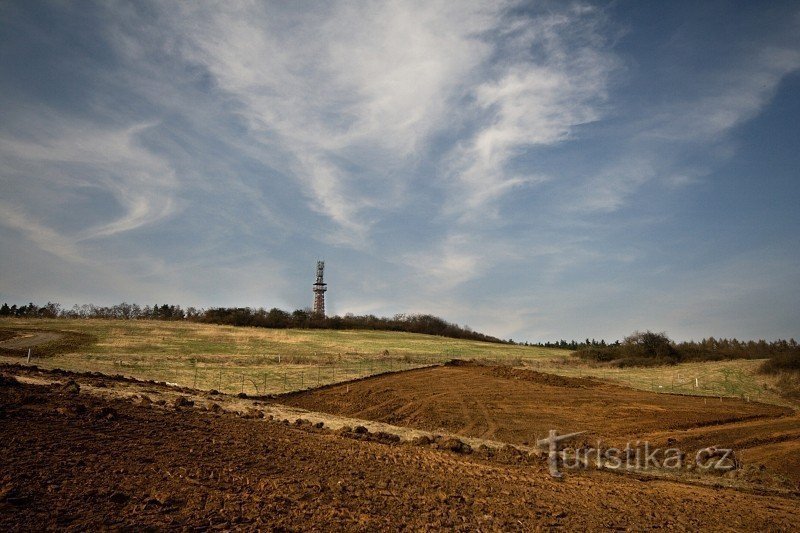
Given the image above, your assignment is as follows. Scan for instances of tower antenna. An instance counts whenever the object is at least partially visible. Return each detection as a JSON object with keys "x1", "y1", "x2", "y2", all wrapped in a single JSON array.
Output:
[{"x1": 312, "y1": 260, "x2": 327, "y2": 317}]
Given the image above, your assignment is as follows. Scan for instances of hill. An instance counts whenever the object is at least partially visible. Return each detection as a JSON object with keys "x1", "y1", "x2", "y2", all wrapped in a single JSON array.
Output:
[{"x1": 0, "y1": 318, "x2": 563, "y2": 394}]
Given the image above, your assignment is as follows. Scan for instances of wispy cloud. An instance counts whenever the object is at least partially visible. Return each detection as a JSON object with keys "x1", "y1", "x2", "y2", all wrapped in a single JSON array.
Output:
[
  {"x1": 445, "y1": 7, "x2": 616, "y2": 217},
  {"x1": 0, "y1": 201, "x2": 84, "y2": 263},
  {"x1": 645, "y1": 47, "x2": 800, "y2": 142},
  {"x1": 0, "y1": 113, "x2": 177, "y2": 257},
  {"x1": 153, "y1": 1, "x2": 503, "y2": 242},
  {"x1": 0, "y1": 114, "x2": 177, "y2": 241},
  {"x1": 1, "y1": 1, "x2": 798, "y2": 340},
  {"x1": 572, "y1": 44, "x2": 800, "y2": 214}
]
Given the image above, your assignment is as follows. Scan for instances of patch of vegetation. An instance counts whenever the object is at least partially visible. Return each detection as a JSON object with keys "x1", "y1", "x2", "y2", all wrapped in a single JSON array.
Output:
[
  {"x1": 1, "y1": 301, "x2": 505, "y2": 343},
  {"x1": 772, "y1": 373, "x2": 800, "y2": 400},
  {"x1": 0, "y1": 318, "x2": 561, "y2": 395},
  {"x1": 576, "y1": 331, "x2": 800, "y2": 368},
  {"x1": 759, "y1": 351, "x2": 800, "y2": 374},
  {"x1": 574, "y1": 331, "x2": 681, "y2": 367},
  {"x1": 758, "y1": 352, "x2": 800, "y2": 400}
]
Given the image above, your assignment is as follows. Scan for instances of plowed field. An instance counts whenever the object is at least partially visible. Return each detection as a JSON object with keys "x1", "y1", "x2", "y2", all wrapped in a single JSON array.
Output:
[
  {"x1": 2, "y1": 371, "x2": 799, "y2": 530},
  {"x1": 281, "y1": 362, "x2": 800, "y2": 485}
]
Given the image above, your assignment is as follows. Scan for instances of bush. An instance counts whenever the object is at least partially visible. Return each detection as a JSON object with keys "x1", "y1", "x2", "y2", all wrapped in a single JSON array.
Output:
[
  {"x1": 574, "y1": 331, "x2": 679, "y2": 365},
  {"x1": 622, "y1": 331, "x2": 679, "y2": 360},
  {"x1": 574, "y1": 346, "x2": 617, "y2": 362}
]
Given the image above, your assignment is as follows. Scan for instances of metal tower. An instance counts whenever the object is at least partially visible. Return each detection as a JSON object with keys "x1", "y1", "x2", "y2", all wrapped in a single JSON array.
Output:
[{"x1": 312, "y1": 260, "x2": 327, "y2": 317}]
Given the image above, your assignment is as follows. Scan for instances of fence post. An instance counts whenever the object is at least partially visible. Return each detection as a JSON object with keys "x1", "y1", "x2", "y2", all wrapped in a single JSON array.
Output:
[
  {"x1": 218, "y1": 369, "x2": 222, "y2": 392},
  {"x1": 241, "y1": 373, "x2": 245, "y2": 394},
  {"x1": 27, "y1": 349, "x2": 31, "y2": 363}
]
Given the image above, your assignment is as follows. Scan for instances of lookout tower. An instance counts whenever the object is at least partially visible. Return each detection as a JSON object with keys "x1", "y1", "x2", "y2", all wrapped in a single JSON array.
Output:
[{"x1": 312, "y1": 260, "x2": 327, "y2": 317}]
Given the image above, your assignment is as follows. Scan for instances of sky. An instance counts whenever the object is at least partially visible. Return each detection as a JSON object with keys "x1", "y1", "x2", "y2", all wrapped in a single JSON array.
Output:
[{"x1": 1, "y1": 1, "x2": 799, "y2": 342}]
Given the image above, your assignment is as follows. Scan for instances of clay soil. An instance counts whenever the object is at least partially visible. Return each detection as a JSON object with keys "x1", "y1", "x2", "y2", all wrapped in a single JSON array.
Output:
[{"x1": 282, "y1": 362, "x2": 800, "y2": 486}]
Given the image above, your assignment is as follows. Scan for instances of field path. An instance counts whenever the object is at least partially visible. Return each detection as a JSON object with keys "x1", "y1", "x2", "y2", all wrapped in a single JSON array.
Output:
[{"x1": 0, "y1": 331, "x2": 63, "y2": 349}]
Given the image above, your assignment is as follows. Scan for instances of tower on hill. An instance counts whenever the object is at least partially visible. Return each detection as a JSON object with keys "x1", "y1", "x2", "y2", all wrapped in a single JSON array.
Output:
[{"x1": 312, "y1": 260, "x2": 327, "y2": 317}]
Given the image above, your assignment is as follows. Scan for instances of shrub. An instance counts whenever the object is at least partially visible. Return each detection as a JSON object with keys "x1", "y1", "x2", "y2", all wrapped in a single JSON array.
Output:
[
  {"x1": 622, "y1": 331, "x2": 679, "y2": 361},
  {"x1": 574, "y1": 346, "x2": 617, "y2": 362}
]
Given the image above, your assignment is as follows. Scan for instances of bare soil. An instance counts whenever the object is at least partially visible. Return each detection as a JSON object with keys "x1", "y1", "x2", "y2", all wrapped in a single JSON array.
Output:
[
  {"x1": 281, "y1": 362, "x2": 800, "y2": 486},
  {"x1": 0, "y1": 327, "x2": 94, "y2": 358},
  {"x1": 2, "y1": 368, "x2": 799, "y2": 531},
  {"x1": 0, "y1": 332, "x2": 64, "y2": 350}
]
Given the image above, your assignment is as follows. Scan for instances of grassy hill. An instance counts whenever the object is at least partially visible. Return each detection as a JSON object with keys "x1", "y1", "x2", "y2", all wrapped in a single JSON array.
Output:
[
  {"x1": 0, "y1": 318, "x2": 564, "y2": 394},
  {"x1": 2, "y1": 318, "x2": 788, "y2": 406}
]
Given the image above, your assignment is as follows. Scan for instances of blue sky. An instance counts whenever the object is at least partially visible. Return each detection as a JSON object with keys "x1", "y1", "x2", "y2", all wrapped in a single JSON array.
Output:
[{"x1": 1, "y1": 1, "x2": 798, "y2": 342}]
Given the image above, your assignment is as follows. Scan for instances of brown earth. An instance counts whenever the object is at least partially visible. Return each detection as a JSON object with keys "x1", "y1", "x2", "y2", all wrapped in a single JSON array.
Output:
[
  {"x1": 0, "y1": 332, "x2": 63, "y2": 349},
  {"x1": 0, "y1": 328, "x2": 94, "y2": 358},
  {"x1": 281, "y1": 362, "x2": 800, "y2": 486},
  {"x1": 1, "y1": 371, "x2": 799, "y2": 531}
]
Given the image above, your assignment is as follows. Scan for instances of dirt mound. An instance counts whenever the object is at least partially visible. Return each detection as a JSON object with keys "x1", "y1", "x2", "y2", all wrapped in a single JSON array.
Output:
[
  {"x1": 445, "y1": 359, "x2": 598, "y2": 387},
  {"x1": 2, "y1": 379, "x2": 797, "y2": 530},
  {"x1": 486, "y1": 365, "x2": 598, "y2": 388}
]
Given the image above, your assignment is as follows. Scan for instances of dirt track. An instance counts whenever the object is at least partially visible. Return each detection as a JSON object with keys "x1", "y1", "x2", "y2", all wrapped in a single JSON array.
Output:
[
  {"x1": 2, "y1": 372, "x2": 799, "y2": 531},
  {"x1": 282, "y1": 363, "x2": 800, "y2": 486},
  {"x1": 0, "y1": 332, "x2": 63, "y2": 350}
]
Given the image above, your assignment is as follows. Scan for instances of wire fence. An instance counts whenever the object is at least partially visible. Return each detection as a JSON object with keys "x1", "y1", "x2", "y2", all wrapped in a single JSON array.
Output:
[{"x1": 7, "y1": 349, "x2": 776, "y2": 402}]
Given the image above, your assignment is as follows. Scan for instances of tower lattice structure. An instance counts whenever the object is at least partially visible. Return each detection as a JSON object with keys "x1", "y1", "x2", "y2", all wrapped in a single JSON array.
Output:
[{"x1": 312, "y1": 260, "x2": 327, "y2": 317}]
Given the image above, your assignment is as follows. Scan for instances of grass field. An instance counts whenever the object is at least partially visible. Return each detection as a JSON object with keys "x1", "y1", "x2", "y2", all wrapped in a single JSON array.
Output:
[
  {"x1": 0, "y1": 318, "x2": 563, "y2": 394},
  {"x1": 521, "y1": 356, "x2": 791, "y2": 406},
  {"x1": 0, "y1": 318, "x2": 790, "y2": 405}
]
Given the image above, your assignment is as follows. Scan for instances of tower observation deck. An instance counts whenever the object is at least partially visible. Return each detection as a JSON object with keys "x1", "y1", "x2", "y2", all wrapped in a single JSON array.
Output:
[{"x1": 312, "y1": 261, "x2": 327, "y2": 317}]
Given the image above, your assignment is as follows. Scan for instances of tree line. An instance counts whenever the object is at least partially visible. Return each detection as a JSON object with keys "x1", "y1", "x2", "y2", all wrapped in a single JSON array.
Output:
[
  {"x1": 0, "y1": 301, "x2": 505, "y2": 344},
  {"x1": 572, "y1": 330, "x2": 799, "y2": 367}
]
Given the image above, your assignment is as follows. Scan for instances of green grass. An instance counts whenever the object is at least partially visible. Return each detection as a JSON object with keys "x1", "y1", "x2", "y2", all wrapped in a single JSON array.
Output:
[
  {"x1": 4, "y1": 318, "x2": 788, "y2": 406},
  {"x1": 0, "y1": 318, "x2": 564, "y2": 394},
  {"x1": 522, "y1": 356, "x2": 791, "y2": 406}
]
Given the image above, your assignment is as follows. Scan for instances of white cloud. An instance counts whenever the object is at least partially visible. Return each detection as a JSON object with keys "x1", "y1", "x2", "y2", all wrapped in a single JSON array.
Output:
[
  {"x1": 148, "y1": 2, "x2": 621, "y2": 239},
  {"x1": 0, "y1": 201, "x2": 84, "y2": 263},
  {"x1": 153, "y1": 1, "x2": 505, "y2": 242},
  {"x1": 444, "y1": 8, "x2": 616, "y2": 218},
  {"x1": 572, "y1": 45, "x2": 800, "y2": 215},
  {"x1": 0, "y1": 117, "x2": 177, "y2": 246},
  {"x1": 647, "y1": 47, "x2": 800, "y2": 142}
]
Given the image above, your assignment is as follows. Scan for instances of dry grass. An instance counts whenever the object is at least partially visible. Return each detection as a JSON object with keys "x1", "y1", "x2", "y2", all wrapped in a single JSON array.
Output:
[
  {"x1": 3, "y1": 318, "x2": 788, "y2": 406},
  {"x1": 0, "y1": 318, "x2": 564, "y2": 394},
  {"x1": 520, "y1": 357, "x2": 793, "y2": 407}
]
